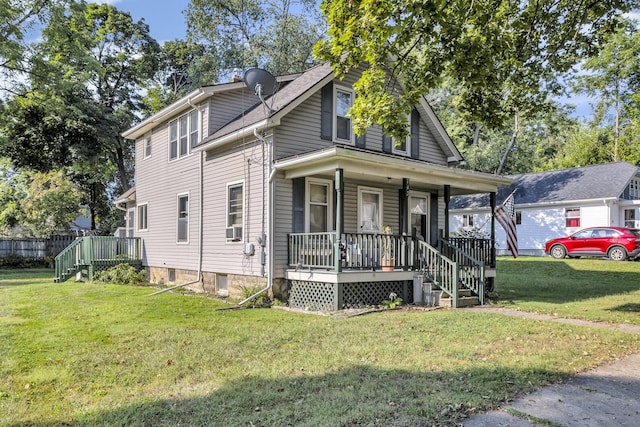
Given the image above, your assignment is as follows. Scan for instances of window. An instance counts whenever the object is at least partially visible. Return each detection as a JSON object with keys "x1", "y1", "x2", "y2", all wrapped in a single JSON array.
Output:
[
  {"x1": 137, "y1": 203, "x2": 148, "y2": 231},
  {"x1": 565, "y1": 208, "x2": 580, "y2": 228},
  {"x1": 392, "y1": 119, "x2": 411, "y2": 156},
  {"x1": 227, "y1": 183, "x2": 243, "y2": 241},
  {"x1": 306, "y1": 179, "x2": 332, "y2": 232},
  {"x1": 144, "y1": 133, "x2": 152, "y2": 158},
  {"x1": 625, "y1": 209, "x2": 636, "y2": 228},
  {"x1": 169, "y1": 110, "x2": 199, "y2": 160},
  {"x1": 189, "y1": 110, "x2": 199, "y2": 149},
  {"x1": 515, "y1": 211, "x2": 522, "y2": 225},
  {"x1": 358, "y1": 187, "x2": 383, "y2": 233},
  {"x1": 463, "y1": 214, "x2": 474, "y2": 228},
  {"x1": 334, "y1": 85, "x2": 354, "y2": 143},
  {"x1": 177, "y1": 194, "x2": 189, "y2": 243}
]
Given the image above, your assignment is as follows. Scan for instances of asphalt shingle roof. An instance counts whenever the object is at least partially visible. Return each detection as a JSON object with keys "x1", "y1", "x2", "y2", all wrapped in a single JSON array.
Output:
[{"x1": 450, "y1": 162, "x2": 639, "y2": 209}]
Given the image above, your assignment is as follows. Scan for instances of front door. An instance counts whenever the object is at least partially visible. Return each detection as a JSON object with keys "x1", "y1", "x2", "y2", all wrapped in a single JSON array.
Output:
[{"x1": 410, "y1": 195, "x2": 428, "y2": 241}]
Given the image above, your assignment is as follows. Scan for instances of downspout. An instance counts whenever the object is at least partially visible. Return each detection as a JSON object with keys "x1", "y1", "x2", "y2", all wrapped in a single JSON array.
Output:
[
  {"x1": 149, "y1": 98, "x2": 204, "y2": 295},
  {"x1": 239, "y1": 127, "x2": 273, "y2": 305}
]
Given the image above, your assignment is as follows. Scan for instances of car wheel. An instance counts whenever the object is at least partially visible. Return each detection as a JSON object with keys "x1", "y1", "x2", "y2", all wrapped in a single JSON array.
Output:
[
  {"x1": 608, "y1": 246, "x2": 627, "y2": 261},
  {"x1": 550, "y1": 245, "x2": 566, "y2": 259}
]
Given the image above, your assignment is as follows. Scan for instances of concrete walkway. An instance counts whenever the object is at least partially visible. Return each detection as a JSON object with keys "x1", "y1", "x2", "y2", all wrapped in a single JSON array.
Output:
[{"x1": 463, "y1": 307, "x2": 640, "y2": 426}]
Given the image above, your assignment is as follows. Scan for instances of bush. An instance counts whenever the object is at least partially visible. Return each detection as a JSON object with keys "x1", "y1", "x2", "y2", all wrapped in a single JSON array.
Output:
[{"x1": 93, "y1": 263, "x2": 147, "y2": 286}]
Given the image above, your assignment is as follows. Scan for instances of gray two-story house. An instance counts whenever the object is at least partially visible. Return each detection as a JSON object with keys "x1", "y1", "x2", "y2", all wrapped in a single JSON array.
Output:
[{"x1": 97, "y1": 63, "x2": 511, "y2": 309}]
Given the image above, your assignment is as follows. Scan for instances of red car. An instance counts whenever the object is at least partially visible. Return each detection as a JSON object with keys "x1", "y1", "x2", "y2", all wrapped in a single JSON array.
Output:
[{"x1": 545, "y1": 227, "x2": 640, "y2": 261}]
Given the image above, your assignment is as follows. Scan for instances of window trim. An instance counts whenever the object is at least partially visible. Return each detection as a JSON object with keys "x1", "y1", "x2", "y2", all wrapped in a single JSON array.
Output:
[
  {"x1": 462, "y1": 214, "x2": 474, "y2": 228},
  {"x1": 357, "y1": 186, "x2": 383, "y2": 234},
  {"x1": 333, "y1": 84, "x2": 355, "y2": 144},
  {"x1": 137, "y1": 203, "x2": 148, "y2": 232},
  {"x1": 305, "y1": 178, "x2": 333, "y2": 233},
  {"x1": 392, "y1": 118, "x2": 412, "y2": 157},
  {"x1": 226, "y1": 181, "x2": 244, "y2": 243},
  {"x1": 177, "y1": 193, "x2": 189, "y2": 244}
]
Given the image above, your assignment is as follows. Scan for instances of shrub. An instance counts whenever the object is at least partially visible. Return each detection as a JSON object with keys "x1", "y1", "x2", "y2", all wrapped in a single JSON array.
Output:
[{"x1": 93, "y1": 263, "x2": 147, "y2": 286}]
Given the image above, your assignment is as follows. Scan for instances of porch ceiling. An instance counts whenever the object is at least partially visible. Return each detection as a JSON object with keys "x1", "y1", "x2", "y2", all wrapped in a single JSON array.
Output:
[{"x1": 274, "y1": 146, "x2": 512, "y2": 195}]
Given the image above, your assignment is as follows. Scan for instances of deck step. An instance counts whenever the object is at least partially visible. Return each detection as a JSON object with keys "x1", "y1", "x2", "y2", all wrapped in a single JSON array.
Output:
[{"x1": 439, "y1": 295, "x2": 480, "y2": 308}]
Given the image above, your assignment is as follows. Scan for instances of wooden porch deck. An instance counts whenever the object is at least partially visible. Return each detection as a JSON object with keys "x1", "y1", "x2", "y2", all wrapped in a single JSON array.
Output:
[{"x1": 288, "y1": 232, "x2": 494, "y2": 309}]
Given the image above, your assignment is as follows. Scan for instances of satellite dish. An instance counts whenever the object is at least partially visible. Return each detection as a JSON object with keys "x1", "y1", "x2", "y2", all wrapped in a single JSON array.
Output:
[{"x1": 244, "y1": 68, "x2": 278, "y2": 101}]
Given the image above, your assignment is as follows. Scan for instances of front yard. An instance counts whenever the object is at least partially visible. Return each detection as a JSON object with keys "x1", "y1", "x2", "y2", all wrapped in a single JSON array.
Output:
[{"x1": 1, "y1": 261, "x2": 639, "y2": 426}]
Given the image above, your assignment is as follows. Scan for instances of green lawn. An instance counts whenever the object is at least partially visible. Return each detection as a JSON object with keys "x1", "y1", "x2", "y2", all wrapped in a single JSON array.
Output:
[
  {"x1": 1, "y1": 266, "x2": 639, "y2": 426},
  {"x1": 493, "y1": 256, "x2": 640, "y2": 324}
]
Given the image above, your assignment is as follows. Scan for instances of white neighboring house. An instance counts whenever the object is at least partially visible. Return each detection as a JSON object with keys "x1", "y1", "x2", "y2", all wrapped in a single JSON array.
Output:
[{"x1": 449, "y1": 162, "x2": 640, "y2": 256}]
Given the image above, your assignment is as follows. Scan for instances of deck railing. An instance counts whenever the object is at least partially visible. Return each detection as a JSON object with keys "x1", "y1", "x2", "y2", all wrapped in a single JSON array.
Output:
[
  {"x1": 440, "y1": 239, "x2": 485, "y2": 304},
  {"x1": 445, "y1": 237, "x2": 494, "y2": 266},
  {"x1": 415, "y1": 240, "x2": 459, "y2": 306},
  {"x1": 54, "y1": 236, "x2": 142, "y2": 282}
]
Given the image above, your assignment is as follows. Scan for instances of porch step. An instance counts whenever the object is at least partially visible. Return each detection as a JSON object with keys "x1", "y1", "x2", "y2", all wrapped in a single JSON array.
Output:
[{"x1": 439, "y1": 295, "x2": 480, "y2": 308}]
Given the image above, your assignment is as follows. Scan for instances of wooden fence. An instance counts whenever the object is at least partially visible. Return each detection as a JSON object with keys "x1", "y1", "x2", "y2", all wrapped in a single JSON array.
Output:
[{"x1": 0, "y1": 235, "x2": 76, "y2": 259}]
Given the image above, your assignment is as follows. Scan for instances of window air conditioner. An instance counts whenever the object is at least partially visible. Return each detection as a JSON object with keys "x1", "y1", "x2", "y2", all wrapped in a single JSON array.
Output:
[{"x1": 226, "y1": 225, "x2": 243, "y2": 241}]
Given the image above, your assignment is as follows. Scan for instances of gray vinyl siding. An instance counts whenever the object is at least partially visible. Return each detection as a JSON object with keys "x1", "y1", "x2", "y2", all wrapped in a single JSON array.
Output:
[
  {"x1": 273, "y1": 175, "x2": 292, "y2": 278},
  {"x1": 134, "y1": 118, "x2": 202, "y2": 271},
  {"x1": 206, "y1": 89, "x2": 260, "y2": 135},
  {"x1": 200, "y1": 139, "x2": 268, "y2": 277},
  {"x1": 274, "y1": 74, "x2": 451, "y2": 165}
]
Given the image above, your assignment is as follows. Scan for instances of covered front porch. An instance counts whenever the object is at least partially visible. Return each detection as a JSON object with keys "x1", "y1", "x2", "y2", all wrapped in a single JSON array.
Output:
[{"x1": 275, "y1": 146, "x2": 511, "y2": 310}]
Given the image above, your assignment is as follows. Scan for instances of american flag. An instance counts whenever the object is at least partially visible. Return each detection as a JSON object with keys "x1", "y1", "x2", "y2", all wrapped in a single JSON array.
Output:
[{"x1": 495, "y1": 192, "x2": 518, "y2": 258}]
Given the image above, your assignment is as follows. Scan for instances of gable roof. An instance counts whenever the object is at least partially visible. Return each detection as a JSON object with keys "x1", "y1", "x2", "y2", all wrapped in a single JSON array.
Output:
[
  {"x1": 450, "y1": 162, "x2": 640, "y2": 210},
  {"x1": 193, "y1": 63, "x2": 463, "y2": 161}
]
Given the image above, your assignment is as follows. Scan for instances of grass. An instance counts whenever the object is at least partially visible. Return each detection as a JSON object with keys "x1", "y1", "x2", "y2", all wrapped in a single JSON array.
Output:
[
  {"x1": 1, "y1": 265, "x2": 639, "y2": 426},
  {"x1": 492, "y1": 256, "x2": 640, "y2": 324}
]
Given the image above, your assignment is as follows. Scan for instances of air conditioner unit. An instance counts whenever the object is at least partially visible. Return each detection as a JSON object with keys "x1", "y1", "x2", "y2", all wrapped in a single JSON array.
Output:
[{"x1": 226, "y1": 225, "x2": 242, "y2": 241}]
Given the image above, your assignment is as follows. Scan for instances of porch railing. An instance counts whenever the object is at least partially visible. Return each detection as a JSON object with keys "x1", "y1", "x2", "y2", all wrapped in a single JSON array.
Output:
[
  {"x1": 288, "y1": 232, "x2": 413, "y2": 271},
  {"x1": 445, "y1": 237, "x2": 494, "y2": 267},
  {"x1": 415, "y1": 240, "x2": 459, "y2": 307},
  {"x1": 54, "y1": 236, "x2": 142, "y2": 282}
]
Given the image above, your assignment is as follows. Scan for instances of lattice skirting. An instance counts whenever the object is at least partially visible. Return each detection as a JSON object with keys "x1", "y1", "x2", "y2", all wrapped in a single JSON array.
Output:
[{"x1": 289, "y1": 280, "x2": 413, "y2": 311}]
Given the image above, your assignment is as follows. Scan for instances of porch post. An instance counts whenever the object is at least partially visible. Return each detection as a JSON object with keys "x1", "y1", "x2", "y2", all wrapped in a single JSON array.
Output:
[
  {"x1": 444, "y1": 185, "x2": 451, "y2": 238},
  {"x1": 334, "y1": 168, "x2": 344, "y2": 272},
  {"x1": 402, "y1": 178, "x2": 410, "y2": 270},
  {"x1": 490, "y1": 191, "x2": 496, "y2": 268}
]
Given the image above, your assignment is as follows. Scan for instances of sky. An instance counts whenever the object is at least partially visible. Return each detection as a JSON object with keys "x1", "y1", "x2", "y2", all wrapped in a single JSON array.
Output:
[
  {"x1": 98, "y1": 0, "x2": 190, "y2": 43},
  {"x1": 95, "y1": 1, "x2": 640, "y2": 121}
]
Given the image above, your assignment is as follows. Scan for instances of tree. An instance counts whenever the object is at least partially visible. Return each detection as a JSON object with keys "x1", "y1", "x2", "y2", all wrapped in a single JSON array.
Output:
[
  {"x1": 315, "y1": 0, "x2": 640, "y2": 141},
  {"x1": 0, "y1": 1, "x2": 160, "y2": 231},
  {"x1": 186, "y1": 0, "x2": 326, "y2": 79},
  {"x1": 572, "y1": 18, "x2": 640, "y2": 162}
]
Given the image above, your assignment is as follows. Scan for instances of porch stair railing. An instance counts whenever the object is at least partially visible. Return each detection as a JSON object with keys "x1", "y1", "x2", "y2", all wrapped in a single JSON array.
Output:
[
  {"x1": 54, "y1": 236, "x2": 142, "y2": 283},
  {"x1": 416, "y1": 240, "x2": 485, "y2": 307}
]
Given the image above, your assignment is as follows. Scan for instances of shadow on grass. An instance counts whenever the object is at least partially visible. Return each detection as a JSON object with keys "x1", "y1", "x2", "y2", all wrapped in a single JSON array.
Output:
[
  {"x1": 494, "y1": 258, "x2": 640, "y2": 304},
  {"x1": 612, "y1": 303, "x2": 640, "y2": 313},
  {"x1": 0, "y1": 268, "x2": 54, "y2": 287},
  {"x1": 13, "y1": 365, "x2": 565, "y2": 427}
]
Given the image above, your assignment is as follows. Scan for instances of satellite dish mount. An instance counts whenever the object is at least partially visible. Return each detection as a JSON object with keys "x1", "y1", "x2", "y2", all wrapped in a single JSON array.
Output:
[{"x1": 244, "y1": 68, "x2": 277, "y2": 114}]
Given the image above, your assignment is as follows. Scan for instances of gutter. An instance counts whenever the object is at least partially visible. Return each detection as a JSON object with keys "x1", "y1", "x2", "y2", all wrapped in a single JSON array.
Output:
[{"x1": 194, "y1": 119, "x2": 277, "y2": 153}]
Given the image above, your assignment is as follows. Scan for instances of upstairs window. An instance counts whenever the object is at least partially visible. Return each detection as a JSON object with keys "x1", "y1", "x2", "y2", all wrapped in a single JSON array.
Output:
[
  {"x1": 565, "y1": 208, "x2": 580, "y2": 228},
  {"x1": 144, "y1": 133, "x2": 152, "y2": 158},
  {"x1": 169, "y1": 110, "x2": 200, "y2": 160},
  {"x1": 334, "y1": 85, "x2": 354, "y2": 143}
]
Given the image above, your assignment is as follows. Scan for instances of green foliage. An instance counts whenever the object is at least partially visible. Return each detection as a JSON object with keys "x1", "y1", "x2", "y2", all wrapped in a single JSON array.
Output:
[
  {"x1": 186, "y1": 0, "x2": 325, "y2": 79},
  {"x1": 380, "y1": 292, "x2": 402, "y2": 309},
  {"x1": 93, "y1": 263, "x2": 147, "y2": 286},
  {"x1": 316, "y1": 0, "x2": 638, "y2": 140},
  {"x1": 239, "y1": 283, "x2": 271, "y2": 307}
]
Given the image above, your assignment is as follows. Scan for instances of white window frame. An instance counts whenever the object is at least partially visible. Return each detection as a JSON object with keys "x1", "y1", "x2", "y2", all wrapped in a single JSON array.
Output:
[
  {"x1": 144, "y1": 132, "x2": 152, "y2": 158},
  {"x1": 357, "y1": 186, "x2": 383, "y2": 233},
  {"x1": 137, "y1": 203, "x2": 148, "y2": 232},
  {"x1": 408, "y1": 192, "x2": 429, "y2": 241},
  {"x1": 565, "y1": 207, "x2": 581, "y2": 228},
  {"x1": 333, "y1": 84, "x2": 355, "y2": 144},
  {"x1": 305, "y1": 178, "x2": 333, "y2": 233},
  {"x1": 462, "y1": 214, "x2": 474, "y2": 228},
  {"x1": 169, "y1": 110, "x2": 200, "y2": 161},
  {"x1": 177, "y1": 193, "x2": 189, "y2": 244},
  {"x1": 392, "y1": 118, "x2": 411, "y2": 156},
  {"x1": 226, "y1": 181, "x2": 244, "y2": 243}
]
